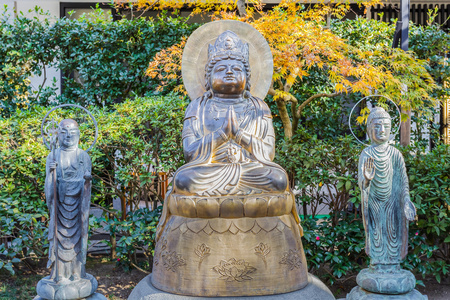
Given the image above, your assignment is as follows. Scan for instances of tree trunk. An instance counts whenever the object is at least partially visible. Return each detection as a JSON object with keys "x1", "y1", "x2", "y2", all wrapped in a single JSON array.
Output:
[
  {"x1": 275, "y1": 99, "x2": 293, "y2": 139},
  {"x1": 400, "y1": 108, "x2": 411, "y2": 146},
  {"x1": 110, "y1": 212, "x2": 117, "y2": 260}
]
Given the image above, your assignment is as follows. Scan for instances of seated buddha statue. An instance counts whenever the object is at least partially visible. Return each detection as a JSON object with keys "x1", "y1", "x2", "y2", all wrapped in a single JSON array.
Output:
[
  {"x1": 151, "y1": 26, "x2": 309, "y2": 297},
  {"x1": 174, "y1": 30, "x2": 288, "y2": 197}
]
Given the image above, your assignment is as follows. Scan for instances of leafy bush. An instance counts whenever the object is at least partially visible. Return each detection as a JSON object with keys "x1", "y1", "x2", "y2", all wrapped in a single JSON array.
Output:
[
  {"x1": 298, "y1": 143, "x2": 450, "y2": 284},
  {"x1": 100, "y1": 207, "x2": 162, "y2": 272},
  {"x1": 274, "y1": 47, "x2": 449, "y2": 282},
  {"x1": 403, "y1": 144, "x2": 450, "y2": 282},
  {"x1": 92, "y1": 94, "x2": 186, "y2": 211},
  {"x1": 277, "y1": 132, "x2": 362, "y2": 222},
  {"x1": 409, "y1": 14, "x2": 450, "y2": 91},
  {"x1": 0, "y1": 6, "x2": 198, "y2": 116},
  {"x1": 302, "y1": 214, "x2": 367, "y2": 284},
  {"x1": 0, "y1": 197, "x2": 48, "y2": 275}
]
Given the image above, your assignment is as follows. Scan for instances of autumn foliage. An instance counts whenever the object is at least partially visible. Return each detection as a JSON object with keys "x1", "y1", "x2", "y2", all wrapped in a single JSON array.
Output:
[{"x1": 117, "y1": 0, "x2": 436, "y2": 139}]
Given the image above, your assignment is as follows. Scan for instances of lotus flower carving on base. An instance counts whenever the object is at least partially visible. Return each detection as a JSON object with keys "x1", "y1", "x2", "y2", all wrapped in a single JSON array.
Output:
[{"x1": 213, "y1": 258, "x2": 257, "y2": 282}]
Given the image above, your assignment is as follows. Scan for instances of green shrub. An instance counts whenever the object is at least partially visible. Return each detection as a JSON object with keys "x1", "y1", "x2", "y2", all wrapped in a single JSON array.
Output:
[
  {"x1": 0, "y1": 6, "x2": 198, "y2": 116},
  {"x1": 91, "y1": 94, "x2": 186, "y2": 210},
  {"x1": 0, "y1": 197, "x2": 48, "y2": 275},
  {"x1": 274, "y1": 61, "x2": 449, "y2": 283},
  {"x1": 302, "y1": 213, "x2": 367, "y2": 284},
  {"x1": 277, "y1": 132, "x2": 362, "y2": 223},
  {"x1": 403, "y1": 144, "x2": 450, "y2": 282},
  {"x1": 100, "y1": 206, "x2": 162, "y2": 272}
]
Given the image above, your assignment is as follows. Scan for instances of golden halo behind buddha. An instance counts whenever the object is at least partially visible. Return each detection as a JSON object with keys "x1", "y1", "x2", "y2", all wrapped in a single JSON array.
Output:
[{"x1": 182, "y1": 20, "x2": 273, "y2": 101}]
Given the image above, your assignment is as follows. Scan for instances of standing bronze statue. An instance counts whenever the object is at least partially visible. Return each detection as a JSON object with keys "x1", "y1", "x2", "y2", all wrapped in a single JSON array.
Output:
[
  {"x1": 143, "y1": 21, "x2": 334, "y2": 299},
  {"x1": 36, "y1": 106, "x2": 105, "y2": 300},
  {"x1": 347, "y1": 106, "x2": 426, "y2": 300}
]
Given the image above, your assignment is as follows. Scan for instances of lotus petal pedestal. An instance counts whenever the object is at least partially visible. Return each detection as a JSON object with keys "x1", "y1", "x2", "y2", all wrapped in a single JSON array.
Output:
[
  {"x1": 346, "y1": 268, "x2": 427, "y2": 300},
  {"x1": 347, "y1": 286, "x2": 427, "y2": 300},
  {"x1": 35, "y1": 273, "x2": 107, "y2": 300},
  {"x1": 34, "y1": 293, "x2": 107, "y2": 300}
]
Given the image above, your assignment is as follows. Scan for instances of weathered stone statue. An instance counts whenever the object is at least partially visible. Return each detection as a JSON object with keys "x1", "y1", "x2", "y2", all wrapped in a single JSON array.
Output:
[
  {"x1": 347, "y1": 107, "x2": 426, "y2": 299},
  {"x1": 135, "y1": 21, "x2": 334, "y2": 299},
  {"x1": 36, "y1": 115, "x2": 106, "y2": 300}
]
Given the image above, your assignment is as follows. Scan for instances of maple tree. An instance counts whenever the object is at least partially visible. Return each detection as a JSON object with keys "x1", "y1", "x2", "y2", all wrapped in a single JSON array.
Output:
[{"x1": 117, "y1": 0, "x2": 437, "y2": 140}]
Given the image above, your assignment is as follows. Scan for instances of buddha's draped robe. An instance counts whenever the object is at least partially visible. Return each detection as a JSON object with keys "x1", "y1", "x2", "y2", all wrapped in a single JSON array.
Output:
[
  {"x1": 45, "y1": 148, "x2": 91, "y2": 280},
  {"x1": 358, "y1": 145, "x2": 409, "y2": 265},
  {"x1": 172, "y1": 94, "x2": 288, "y2": 196}
]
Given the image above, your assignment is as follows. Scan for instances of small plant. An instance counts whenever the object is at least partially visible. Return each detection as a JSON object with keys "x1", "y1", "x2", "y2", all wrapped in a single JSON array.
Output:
[{"x1": 100, "y1": 207, "x2": 162, "y2": 273}]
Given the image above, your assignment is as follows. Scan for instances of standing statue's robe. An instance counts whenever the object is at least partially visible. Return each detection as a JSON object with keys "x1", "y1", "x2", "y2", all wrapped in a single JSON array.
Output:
[
  {"x1": 45, "y1": 148, "x2": 91, "y2": 280},
  {"x1": 358, "y1": 144, "x2": 410, "y2": 265}
]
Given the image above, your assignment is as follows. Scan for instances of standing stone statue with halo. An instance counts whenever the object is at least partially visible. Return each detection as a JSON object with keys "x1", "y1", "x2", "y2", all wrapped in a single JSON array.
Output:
[
  {"x1": 347, "y1": 103, "x2": 427, "y2": 299},
  {"x1": 129, "y1": 20, "x2": 335, "y2": 300},
  {"x1": 35, "y1": 105, "x2": 106, "y2": 300}
]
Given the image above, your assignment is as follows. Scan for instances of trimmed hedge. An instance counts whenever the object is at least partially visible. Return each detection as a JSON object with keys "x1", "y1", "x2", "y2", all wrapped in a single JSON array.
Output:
[{"x1": 0, "y1": 7, "x2": 198, "y2": 116}]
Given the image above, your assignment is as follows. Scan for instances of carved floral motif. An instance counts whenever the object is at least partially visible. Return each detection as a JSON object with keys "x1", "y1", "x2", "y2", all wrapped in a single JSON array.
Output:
[
  {"x1": 195, "y1": 243, "x2": 211, "y2": 269},
  {"x1": 254, "y1": 243, "x2": 270, "y2": 268},
  {"x1": 162, "y1": 250, "x2": 186, "y2": 272},
  {"x1": 213, "y1": 258, "x2": 257, "y2": 282},
  {"x1": 153, "y1": 237, "x2": 167, "y2": 266},
  {"x1": 279, "y1": 249, "x2": 302, "y2": 270}
]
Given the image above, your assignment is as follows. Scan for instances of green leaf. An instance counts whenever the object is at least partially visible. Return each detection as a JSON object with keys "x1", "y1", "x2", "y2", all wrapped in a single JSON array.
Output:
[{"x1": 345, "y1": 181, "x2": 351, "y2": 191}]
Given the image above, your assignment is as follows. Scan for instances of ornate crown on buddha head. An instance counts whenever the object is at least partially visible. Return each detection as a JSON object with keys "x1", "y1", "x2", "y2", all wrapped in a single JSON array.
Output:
[
  {"x1": 204, "y1": 30, "x2": 252, "y2": 94},
  {"x1": 208, "y1": 30, "x2": 249, "y2": 63}
]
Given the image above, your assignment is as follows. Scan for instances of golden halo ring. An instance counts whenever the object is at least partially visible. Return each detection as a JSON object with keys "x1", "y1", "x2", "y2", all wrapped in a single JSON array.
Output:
[{"x1": 182, "y1": 20, "x2": 273, "y2": 101}]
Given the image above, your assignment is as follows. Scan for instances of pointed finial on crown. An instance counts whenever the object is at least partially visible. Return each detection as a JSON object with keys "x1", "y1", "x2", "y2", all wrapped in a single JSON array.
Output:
[{"x1": 208, "y1": 30, "x2": 249, "y2": 63}]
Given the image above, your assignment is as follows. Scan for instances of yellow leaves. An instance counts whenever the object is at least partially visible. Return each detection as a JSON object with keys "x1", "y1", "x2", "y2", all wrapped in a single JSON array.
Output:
[
  {"x1": 274, "y1": 90, "x2": 291, "y2": 101},
  {"x1": 356, "y1": 107, "x2": 371, "y2": 125},
  {"x1": 285, "y1": 75, "x2": 296, "y2": 87},
  {"x1": 146, "y1": 38, "x2": 186, "y2": 94},
  {"x1": 115, "y1": 0, "x2": 262, "y2": 17},
  {"x1": 134, "y1": 0, "x2": 431, "y2": 120},
  {"x1": 335, "y1": 83, "x2": 347, "y2": 94}
]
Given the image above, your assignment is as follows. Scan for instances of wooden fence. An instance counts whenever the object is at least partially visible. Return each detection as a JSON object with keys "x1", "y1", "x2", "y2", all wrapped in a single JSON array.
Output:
[{"x1": 371, "y1": 4, "x2": 450, "y2": 31}]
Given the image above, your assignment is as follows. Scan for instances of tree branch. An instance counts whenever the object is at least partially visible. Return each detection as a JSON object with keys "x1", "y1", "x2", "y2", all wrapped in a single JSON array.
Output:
[
  {"x1": 130, "y1": 261, "x2": 150, "y2": 274},
  {"x1": 91, "y1": 203, "x2": 118, "y2": 218},
  {"x1": 296, "y1": 91, "x2": 342, "y2": 120}
]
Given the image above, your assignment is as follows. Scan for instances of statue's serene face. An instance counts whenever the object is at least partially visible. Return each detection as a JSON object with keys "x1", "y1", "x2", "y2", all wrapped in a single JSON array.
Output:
[
  {"x1": 210, "y1": 59, "x2": 246, "y2": 96},
  {"x1": 370, "y1": 117, "x2": 391, "y2": 145},
  {"x1": 58, "y1": 120, "x2": 80, "y2": 149}
]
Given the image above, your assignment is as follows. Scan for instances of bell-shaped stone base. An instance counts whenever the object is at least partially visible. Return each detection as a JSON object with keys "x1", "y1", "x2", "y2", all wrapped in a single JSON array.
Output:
[
  {"x1": 130, "y1": 274, "x2": 335, "y2": 299},
  {"x1": 151, "y1": 214, "x2": 309, "y2": 297},
  {"x1": 347, "y1": 286, "x2": 427, "y2": 300},
  {"x1": 36, "y1": 273, "x2": 99, "y2": 300}
]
